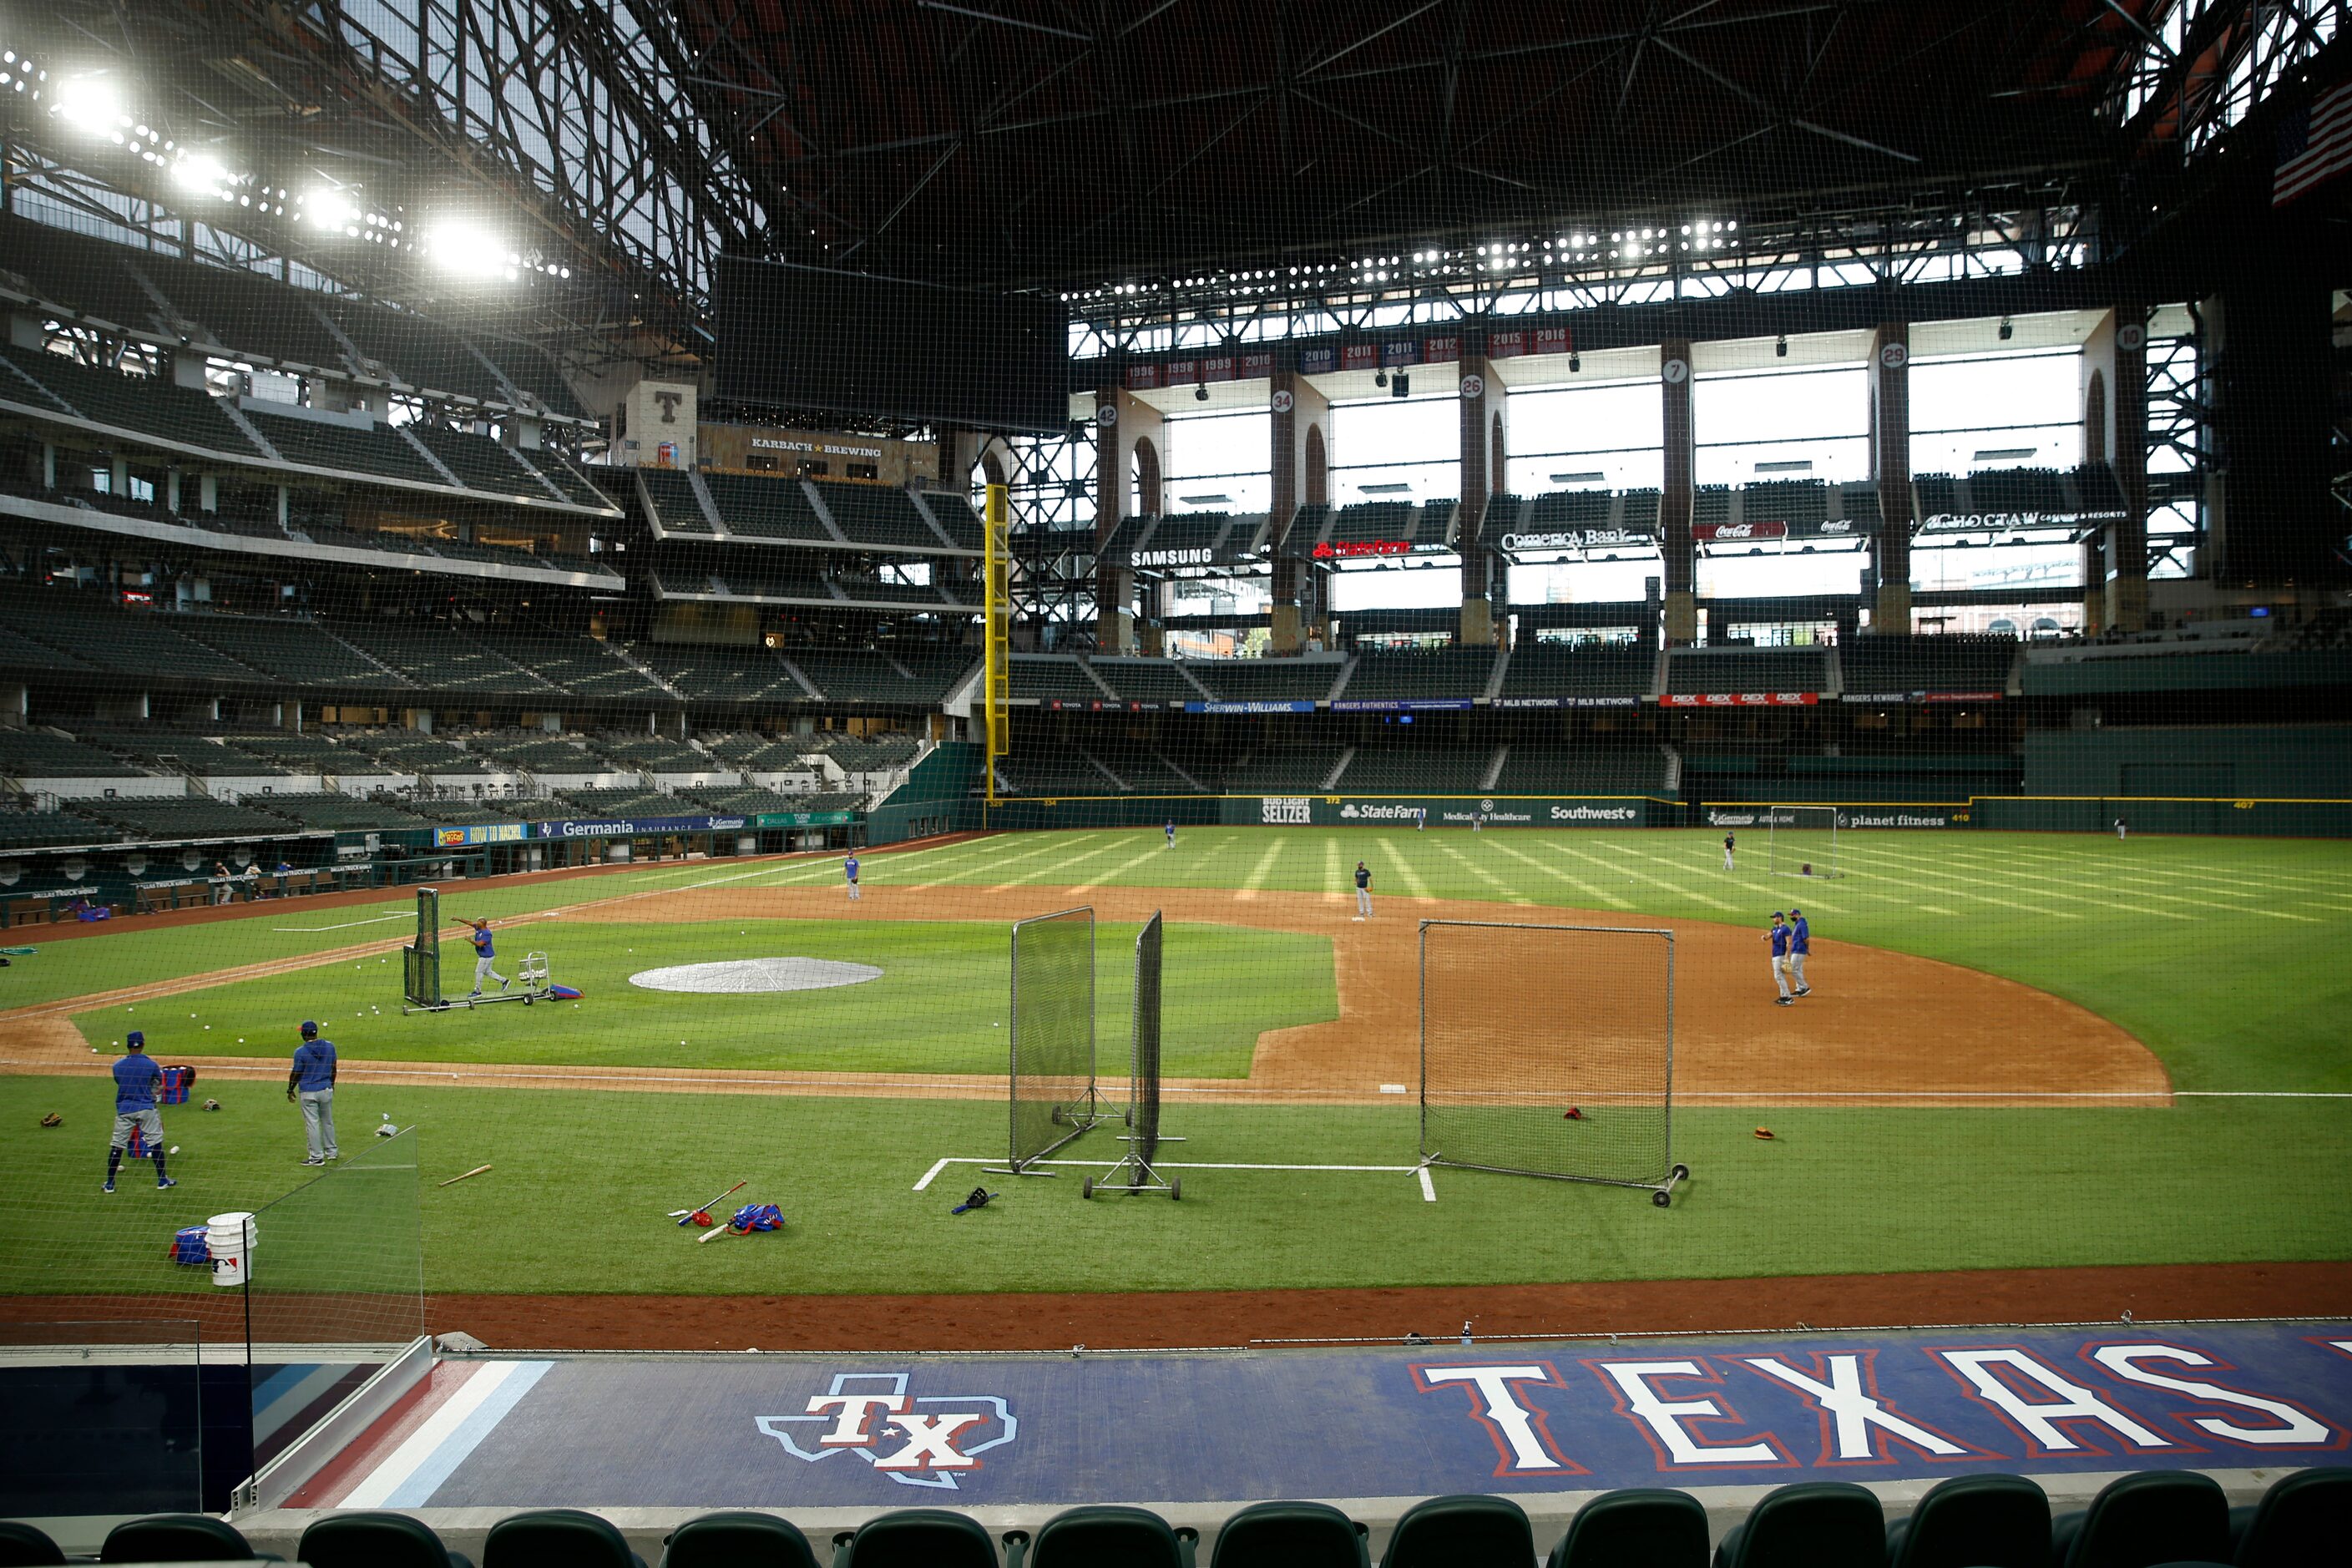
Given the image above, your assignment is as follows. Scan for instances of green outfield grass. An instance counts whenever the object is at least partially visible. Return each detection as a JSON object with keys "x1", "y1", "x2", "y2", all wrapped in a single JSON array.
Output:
[
  {"x1": 3, "y1": 1072, "x2": 2344, "y2": 1298},
  {"x1": 65, "y1": 919, "x2": 1337, "y2": 1079},
  {"x1": 6, "y1": 826, "x2": 2349, "y2": 1307}
]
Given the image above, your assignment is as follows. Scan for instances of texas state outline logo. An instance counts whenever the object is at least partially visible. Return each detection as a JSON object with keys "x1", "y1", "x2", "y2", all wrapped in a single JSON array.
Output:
[{"x1": 755, "y1": 1371, "x2": 1019, "y2": 1490}]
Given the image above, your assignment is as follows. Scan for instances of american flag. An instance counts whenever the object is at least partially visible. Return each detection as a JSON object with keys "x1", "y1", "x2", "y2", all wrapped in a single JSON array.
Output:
[{"x1": 2274, "y1": 78, "x2": 2352, "y2": 206}]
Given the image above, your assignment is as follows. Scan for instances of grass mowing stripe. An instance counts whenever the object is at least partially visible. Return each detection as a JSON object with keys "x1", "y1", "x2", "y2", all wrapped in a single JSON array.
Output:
[
  {"x1": 1323, "y1": 837, "x2": 1345, "y2": 903},
  {"x1": 977, "y1": 832, "x2": 1107, "y2": 891},
  {"x1": 1376, "y1": 838, "x2": 1432, "y2": 899},
  {"x1": 997, "y1": 832, "x2": 1137, "y2": 888},
  {"x1": 1071, "y1": 840, "x2": 1179, "y2": 893},
  {"x1": 1435, "y1": 842, "x2": 1534, "y2": 905},
  {"x1": 1485, "y1": 839, "x2": 1633, "y2": 908},
  {"x1": 1561, "y1": 844, "x2": 1736, "y2": 911},
  {"x1": 1235, "y1": 835, "x2": 1289, "y2": 900}
]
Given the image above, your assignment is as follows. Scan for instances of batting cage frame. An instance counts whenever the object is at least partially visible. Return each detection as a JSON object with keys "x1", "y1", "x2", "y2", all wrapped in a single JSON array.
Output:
[
  {"x1": 1084, "y1": 910, "x2": 1182, "y2": 1200},
  {"x1": 1419, "y1": 920, "x2": 1690, "y2": 1207},
  {"x1": 400, "y1": 887, "x2": 441, "y2": 1012},
  {"x1": 994, "y1": 905, "x2": 1111, "y2": 1176},
  {"x1": 1766, "y1": 804, "x2": 1846, "y2": 879}
]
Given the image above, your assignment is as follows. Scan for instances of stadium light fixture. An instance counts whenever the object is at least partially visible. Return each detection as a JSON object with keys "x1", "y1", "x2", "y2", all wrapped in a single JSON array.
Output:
[
  {"x1": 50, "y1": 73, "x2": 122, "y2": 134},
  {"x1": 1998, "y1": 316, "x2": 2014, "y2": 340},
  {"x1": 304, "y1": 189, "x2": 359, "y2": 230},
  {"x1": 170, "y1": 154, "x2": 230, "y2": 195},
  {"x1": 427, "y1": 221, "x2": 510, "y2": 278}
]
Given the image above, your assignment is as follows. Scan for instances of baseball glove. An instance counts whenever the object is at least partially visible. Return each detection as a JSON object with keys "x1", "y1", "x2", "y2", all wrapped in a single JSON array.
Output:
[{"x1": 38, "y1": 1112, "x2": 60, "y2": 1127}]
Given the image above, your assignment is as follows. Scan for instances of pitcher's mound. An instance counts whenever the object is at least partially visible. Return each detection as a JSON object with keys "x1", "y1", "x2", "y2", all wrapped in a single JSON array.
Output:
[{"x1": 628, "y1": 958, "x2": 883, "y2": 994}]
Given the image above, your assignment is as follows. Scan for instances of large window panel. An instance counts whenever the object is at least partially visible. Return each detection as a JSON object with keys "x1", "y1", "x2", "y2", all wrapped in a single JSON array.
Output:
[
  {"x1": 1693, "y1": 364, "x2": 1868, "y2": 484},
  {"x1": 1160, "y1": 408, "x2": 1270, "y2": 513},
  {"x1": 1329, "y1": 395, "x2": 1459, "y2": 500},
  {"x1": 1504, "y1": 379, "x2": 1662, "y2": 493}
]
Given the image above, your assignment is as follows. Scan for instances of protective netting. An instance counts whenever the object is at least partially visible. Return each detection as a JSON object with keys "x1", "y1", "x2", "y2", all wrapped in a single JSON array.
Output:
[
  {"x1": 1421, "y1": 920, "x2": 1676, "y2": 1191},
  {"x1": 1768, "y1": 806, "x2": 1845, "y2": 879},
  {"x1": 1129, "y1": 910, "x2": 1165, "y2": 1179},
  {"x1": 1008, "y1": 904, "x2": 1097, "y2": 1171}
]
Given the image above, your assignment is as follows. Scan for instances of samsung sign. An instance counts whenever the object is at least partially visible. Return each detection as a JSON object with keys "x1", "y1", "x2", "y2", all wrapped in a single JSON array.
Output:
[{"x1": 1132, "y1": 547, "x2": 1214, "y2": 568}]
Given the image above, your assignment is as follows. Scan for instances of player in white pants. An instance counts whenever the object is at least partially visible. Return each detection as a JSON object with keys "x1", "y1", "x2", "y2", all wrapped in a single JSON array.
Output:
[
  {"x1": 1722, "y1": 831, "x2": 1737, "y2": 871},
  {"x1": 465, "y1": 918, "x2": 508, "y2": 997},
  {"x1": 1764, "y1": 910, "x2": 1793, "y2": 1004},
  {"x1": 844, "y1": 853, "x2": 862, "y2": 900},
  {"x1": 1353, "y1": 860, "x2": 1373, "y2": 920},
  {"x1": 2115, "y1": 817, "x2": 2128, "y2": 840},
  {"x1": 1788, "y1": 907, "x2": 1813, "y2": 997}
]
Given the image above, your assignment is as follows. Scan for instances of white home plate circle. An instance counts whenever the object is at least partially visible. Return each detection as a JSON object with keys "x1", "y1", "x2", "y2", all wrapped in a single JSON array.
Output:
[{"x1": 628, "y1": 958, "x2": 883, "y2": 994}]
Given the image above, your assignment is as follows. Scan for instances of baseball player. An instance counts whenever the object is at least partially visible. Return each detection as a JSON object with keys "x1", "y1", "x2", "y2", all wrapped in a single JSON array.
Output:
[
  {"x1": 464, "y1": 918, "x2": 508, "y2": 998},
  {"x1": 1353, "y1": 859, "x2": 1373, "y2": 920},
  {"x1": 1416, "y1": 808, "x2": 1427, "y2": 832},
  {"x1": 1164, "y1": 818, "x2": 1176, "y2": 848},
  {"x1": 1722, "y1": 830, "x2": 1737, "y2": 872},
  {"x1": 1473, "y1": 812, "x2": 1485, "y2": 833},
  {"x1": 1763, "y1": 911, "x2": 1793, "y2": 1005},
  {"x1": 104, "y1": 1031, "x2": 175, "y2": 1192},
  {"x1": 844, "y1": 852, "x2": 862, "y2": 901},
  {"x1": 287, "y1": 1020, "x2": 338, "y2": 1166},
  {"x1": 1788, "y1": 907, "x2": 1813, "y2": 997},
  {"x1": 2114, "y1": 816, "x2": 2128, "y2": 840}
]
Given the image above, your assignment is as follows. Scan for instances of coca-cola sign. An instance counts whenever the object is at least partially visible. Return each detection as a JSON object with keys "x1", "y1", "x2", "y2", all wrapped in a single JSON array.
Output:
[{"x1": 1693, "y1": 521, "x2": 1789, "y2": 542}]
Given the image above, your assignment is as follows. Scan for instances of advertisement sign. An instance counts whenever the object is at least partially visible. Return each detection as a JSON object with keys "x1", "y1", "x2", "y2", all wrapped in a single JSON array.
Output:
[
  {"x1": 1241, "y1": 796, "x2": 1658, "y2": 828},
  {"x1": 1662, "y1": 692, "x2": 1819, "y2": 707},
  {"x1": 1693, "y1": 521, "x2": 1789, "y2": 543},
  {"x1": 1047, "y1": 700, "x2": 1149, "y2": 712},
  {"x1": 1330, "y1": 698, "x2": 1476, "y2": 712},
  {"x1": 1491, "y1": 695, "x2": 1642, "y2": 710},
  {"x1": 1262, "y1": 797, "x2": 1312, "y2": 825},
  {"x1": 1499, "y1": 527, "x2": 1656, "y2": 552},
  {"x1": 1312, "y1": 539, "x2": 1412, "y2": 559},
  {"x1": 1706, "y1": 806, "x2": 1968, "y2": 829},
  {"x1": 751, "y1": 811, "x2": 860, "y2": 827},
  {"x1": 534, "y1": 814, "x2": 752, "y2": 839},
  {"x1": 434, "y1": 823, "x2": 530, "y2": 847},
  {"x1": 1184, "y1": 700, "x2": 1317, "y2": 715}
]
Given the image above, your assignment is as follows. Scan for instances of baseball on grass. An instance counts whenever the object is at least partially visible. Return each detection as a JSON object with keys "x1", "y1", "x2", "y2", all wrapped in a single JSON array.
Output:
[{"x1": 169, "y1": 1146, "x2": 179, "y2": 1155}]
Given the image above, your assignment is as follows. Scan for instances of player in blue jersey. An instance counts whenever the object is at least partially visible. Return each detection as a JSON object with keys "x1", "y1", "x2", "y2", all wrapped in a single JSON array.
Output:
[
  {"x1": 287, "y1": 1020, "x2": 339, "y2": 1165},
  {"x1": 1164, "y1": 819, "x2": 1176, "y2": 848},
  {"x1": 1353, "y1": 860, "x2": 1373, "y2": 921},
  {"x1": 1763, "y1": 911, "x2": 1793, "y2": 1005},
  {"x1": 1723, "y1": 830, "x2": 1737, "y2": 872},
  {"x1": 1788, "y1": 908, "x2": 1813, "y2": 997},
  {"x1": 844, "y1": 853, "x2": 862, "y2": 901},
  {"x1": 104, "y1": 1031, "x2": 174, "y2": 1192},
  {"x1": 464, "y1": 918, "x2": 508, "y2": 998}
]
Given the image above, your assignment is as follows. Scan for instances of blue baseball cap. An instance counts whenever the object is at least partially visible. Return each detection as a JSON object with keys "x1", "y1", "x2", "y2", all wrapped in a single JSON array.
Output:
[
  {"x1": 300, "y1": 1019, "x2": 319, "y2": 1038},
  {"x1": 126, "y1": 1029, "x2": 145, "y2": 1048},
  {"x1": 1772, "y1": 910, "x2": 1787, "y2": 918},
  {"x1": 1789, "y1": 907, "x2": 1803, "y2": 916}
]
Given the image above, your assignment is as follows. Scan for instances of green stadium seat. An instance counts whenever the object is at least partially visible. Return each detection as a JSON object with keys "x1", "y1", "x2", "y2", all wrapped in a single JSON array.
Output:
[
  {"x1": 1227, "y1": 744, "x2": 1346, "y2": 792},
  {"x1": 2230, "y1": 1467, "x2": 2352, "y2": 1568},
  {"x1": 704, "y1": 473, "x2": 834, "y2": 541},
  {"x1": 1195, "y1": 658, "x2": 1347, "y2": 703},
  {"x1": 1024, "y1": 1504, "x2": 1192, "y2": 1568},
  {"x1": 101, "y1": 1513, "x2": 274, "y2": 1562},
  {"x1": 412, "y1": 426, "x2": 564, "y2": 501},
  {"x1": 1207, "y1": 1501, "x2": 1367, "y2": 1568},
  {"x1": 1378, "y1": 1494, "x2": 1535, "y2": 1568},
  {"x1": 832, "y1": 1507, "x2": 999, "y2": 1568},
  {"x1": 1712, "y1": 1481, "x2": 1884, "y2": 1568},
  {"x1": 1009, "y1": 655, "x2": 1110, "y2": 702},
  {"x1": 483, "y1": 1509, "x2": 647, "y2": 1568},
  {"x1": 301, "y1": 1510, "x2": 476, "y2": 1568},
  {"x1": 1342, "y1": 649, "x2": 1495, "y2": 701},
  {"x1": 0, "y1": 1520, "x2": 66, "y2": 1566},
  {"x1": 1547, "y1": 1487, "x2": 1710, "y2": 1568},
  {"x1": 2050, "y1": 1472, "x2": 2229, "y2": 1568},
  {"x1": 813, "y1": 480, "x2": 950, "y2": 549},
  {"x1": 658, "y1": 1511, "x2": 820, "y2": 1568},
  {"x1": 1884, "y1": 1473, "x2": 2048, "y2": 1568}
]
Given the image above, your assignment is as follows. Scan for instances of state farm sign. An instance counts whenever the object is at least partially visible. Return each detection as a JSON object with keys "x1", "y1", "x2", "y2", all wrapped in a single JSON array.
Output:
[{"x1": 1313, "y1": 539, "x2": 1411, "y2": 559}]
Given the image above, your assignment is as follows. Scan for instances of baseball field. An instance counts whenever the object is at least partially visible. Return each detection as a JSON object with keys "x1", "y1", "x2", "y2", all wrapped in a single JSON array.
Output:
[{"x1": 3, "y1": 825, "x2": 2348, "y2": 1348}]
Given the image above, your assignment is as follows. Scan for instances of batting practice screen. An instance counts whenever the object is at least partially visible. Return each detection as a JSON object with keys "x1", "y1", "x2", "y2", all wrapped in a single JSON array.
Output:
[
  {"x1": 1768, "y1": 805, "x2": 1845, "y2": 879},
  {"x1": 1419, "y1": 920, "x2": 1677, "y2": 1192},
  {"x1": 402, "y1": 887, "x2": 441, "y2": 1009},
  {"x1": 1008, "y1": 904, "x2": 1096, "y2": 1171},
  {"x1": 1128, "y1": 911, "x2": 1165, "y2": 1178}
]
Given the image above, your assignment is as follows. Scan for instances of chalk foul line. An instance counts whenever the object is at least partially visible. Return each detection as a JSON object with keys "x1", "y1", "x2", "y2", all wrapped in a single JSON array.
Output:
[{"x1": 914, "y1": 1155, "x2": 1439, "y2": 1201}]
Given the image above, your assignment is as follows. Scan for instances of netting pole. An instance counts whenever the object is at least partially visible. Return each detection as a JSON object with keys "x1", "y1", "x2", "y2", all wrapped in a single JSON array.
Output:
[
  {"x1": 983, "y1": 483, "x2": 1010, "y2": 812},
  {"x1": 1085, "y1": 910, "x2": 1180, "y2": 1200}
]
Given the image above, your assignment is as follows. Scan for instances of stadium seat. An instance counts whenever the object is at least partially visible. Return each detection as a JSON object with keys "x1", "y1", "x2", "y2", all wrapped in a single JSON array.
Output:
[
  {"x1": 1378, "y1": 1494, "x2": 1535, "y2": 1568},
  {"x1": 1206, "y1": 1500, "x2": 1367, "y2": 1568},
  {"x1": 301, "y1": 1511, "x2": 477, "y2": 1568},
  {"x1": 1712, "y1": 1481, "x2": 1884, "y2": 1568},
  {"x1": 2230, "y1": 1466, "x2": 2352, "y2": 1566},
  {"x1": 483, "y1": 1508, "x2": 647, "y2": 1568},
  {"x1": 1884, "y1": 1473, "x2": 2048, "y2": 1568},
  {"x1": 1547, "y1": 1487, "x2": 1710, "y2": 1568},
  {"x1": 1021, "y1": 1504, "x2": 1193, "y2": 1568},
  {"x1": 0, "y1": 1520, "x2": 64, "y2": 1566},
  {"x1": 2049, "y1": 1472, "x2": 2230, "y2": 1568},
  {"x1": 659, "y1": 1511, "x2": 821, "y2": 1568},
  {"x1": 100, "y1": 1514, "x2": 275, "y2": 1562},
  {"x1": 832, "y1": 1508, "x2": 999, "y2": 1568}
]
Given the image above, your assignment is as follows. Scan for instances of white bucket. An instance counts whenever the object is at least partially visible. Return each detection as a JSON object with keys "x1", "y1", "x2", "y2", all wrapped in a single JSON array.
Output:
[{"x1": 207, "y1": 1211, "x2": 256, "y2": 1287}]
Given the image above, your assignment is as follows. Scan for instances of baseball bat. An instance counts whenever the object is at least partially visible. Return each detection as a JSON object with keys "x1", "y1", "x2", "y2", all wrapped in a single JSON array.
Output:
[
  {"x1": 438, "y1": 1163, "x2": 493, "y2": 1187},
  {"x1": 671, "y1": 1179, "x2": 747, "y2": 1225},
  {"x1": 697, "y1": 1221, "x2": 733, "y2": 1243}
]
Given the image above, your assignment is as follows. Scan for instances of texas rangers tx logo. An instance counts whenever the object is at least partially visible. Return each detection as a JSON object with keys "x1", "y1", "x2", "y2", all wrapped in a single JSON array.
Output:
[{"x1": 756, "y1": 1372, "x2": 1017, "y2": 1490}]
